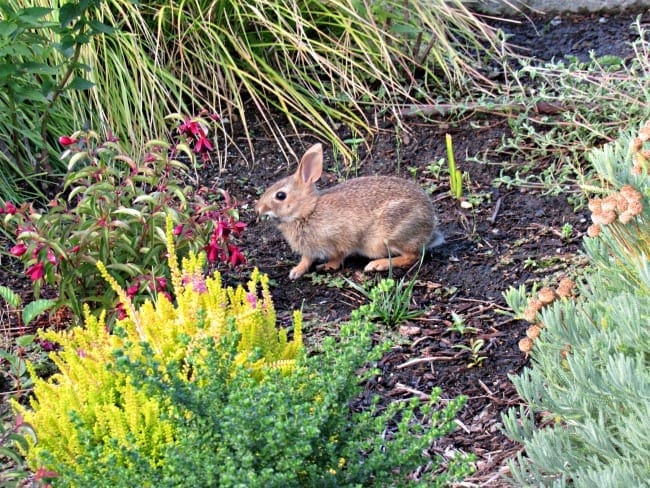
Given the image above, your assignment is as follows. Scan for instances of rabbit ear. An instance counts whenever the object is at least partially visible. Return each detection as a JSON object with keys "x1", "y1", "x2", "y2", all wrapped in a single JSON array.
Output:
[{"x1": 296, "y1": 143, "x2": 323, "y2": 185}]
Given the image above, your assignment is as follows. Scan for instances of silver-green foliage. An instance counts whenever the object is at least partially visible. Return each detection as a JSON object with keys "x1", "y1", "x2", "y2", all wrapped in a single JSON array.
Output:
[{"x1": 502, "y1": 125, "x2": 650, "y2": 487}]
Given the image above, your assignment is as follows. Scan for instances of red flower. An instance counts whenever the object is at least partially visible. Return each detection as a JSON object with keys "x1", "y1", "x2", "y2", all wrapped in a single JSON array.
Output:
[
  {"x1": 58, "y1": 136, "x2": 77, "y2": 146},
  {"x1": 227, "y1": 244, "x2": 246, "y2": 267},
  {"x1": 231, "y1": 220, "x2": 247, "y2": 237},
  {"x1": 178, "y1": 117, "x2": 203, "y2": 137},
  {"x1": 10, "y1": 243, "x2": 28, "y2": 257},
  {"x1": 26, "y1": 262, "x2": 45, "y2": 281},
  {"x1": 34, "y1": 466, "x2": 58, "y2": 480},
  {"x1": 215, "y1": 220, "x2": 231, "y2": 239},
  {"x1": 4, "y1": 202, "x2": 17, "y2": 215},
  {"x1": 155, "y1": 277, "x2": 167, "y2": 291},
  {"x1": 194, "y1": 133, "x2": 213, "y2": 154},
  {"x1": 126, "y1": 283, "x2": 140, "y2": 298},
  {"x1": 70, "y1": 245, "x2": 81, "y2": 253}
]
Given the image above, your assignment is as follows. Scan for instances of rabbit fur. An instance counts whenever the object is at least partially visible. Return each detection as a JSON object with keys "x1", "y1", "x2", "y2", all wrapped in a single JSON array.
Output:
[{"x1": 255, "y1": 143, "x2": 444, "y2": 279}]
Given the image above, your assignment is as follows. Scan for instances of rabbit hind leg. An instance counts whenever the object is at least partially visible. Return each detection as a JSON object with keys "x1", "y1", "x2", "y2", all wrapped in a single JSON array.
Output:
[
  {"x1": 316, "y1": 255, "x2": 345, "y2": 272},
  {"x1": 364, "y1": 252, "x2": 418, "y2": 272}
]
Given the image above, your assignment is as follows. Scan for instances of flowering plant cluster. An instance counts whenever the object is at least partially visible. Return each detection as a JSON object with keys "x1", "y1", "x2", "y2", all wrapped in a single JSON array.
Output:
[
  {"x1": 11, "y1": 220, "x2": 471, "y2": 486},
  {"x1": 1, "y1": 124, "x2": 246, "y2": 319},
  {"x1": 14, "y1": 216, "x2": 302, "y2": 480}
]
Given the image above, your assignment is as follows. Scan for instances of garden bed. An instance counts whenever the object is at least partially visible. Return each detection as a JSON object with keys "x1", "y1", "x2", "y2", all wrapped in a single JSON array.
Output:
[{"x1": 1, "y1": 7, "x2": 648, "y2": 486}]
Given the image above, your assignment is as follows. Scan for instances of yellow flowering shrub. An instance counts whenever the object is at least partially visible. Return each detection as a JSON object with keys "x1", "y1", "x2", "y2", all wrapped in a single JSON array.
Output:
[{"x1": 14, "y1": 215, "x2": 302, "y2": 473}]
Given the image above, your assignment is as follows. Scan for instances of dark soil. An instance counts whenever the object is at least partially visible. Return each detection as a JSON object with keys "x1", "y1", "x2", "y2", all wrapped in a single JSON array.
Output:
[{"x1": 2, "y1": 8, "x2": 648, "y2": 486}]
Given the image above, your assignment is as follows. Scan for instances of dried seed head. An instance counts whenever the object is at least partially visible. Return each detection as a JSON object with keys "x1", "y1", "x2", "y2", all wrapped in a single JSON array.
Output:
[
  {"x1": 639, "y1": 120, "x2": 650, "y2": 141},
  {"x1": 526, "y1": 325, "x2": 541, "y2": 340},
  {"x1": 627, "y1": 199, "x2": 643, "y2": 216},
  {"x1": 587, "y1": 198, "x2": 602, "y2": 213},
  {"x1": 559, "y1": 344, "x2": 571, "y2": 359},
  {"x1": 523, "y1": 299, "x2": 543, "y2": 322},
  {"x1": 633, "y1": 163, "x2": 643, "y2": 176},
  {"x1": 538, "y1": 287, "x2": 556, "y2": 305},
  {"x1": 587, "y1": 223, "x2": 601, "y2": 238},
  {"x1": 613, "y1": 193, "x2": 629, "y2": 213},
  {"x1": 620, "y1": 185, "x2": 642, "y2": 204},
  {"x1": 631, "y1": 137, "x2": 644, "y2": 151},
  {"x1": 591, "y1": 210, "x2": 616, "y2": 225},
  {"x1": 519, "y1": 337, "x2": 534, "y2": 354},
  {"x1": 601, "y1": 195, "x2": 619, "y2": 213},
  {"x1": 556, "y1": 278, "x2": 575, "y2": 298},
  {"x1": 618, "y1": 210, "x2": 635, "y2": 224}
]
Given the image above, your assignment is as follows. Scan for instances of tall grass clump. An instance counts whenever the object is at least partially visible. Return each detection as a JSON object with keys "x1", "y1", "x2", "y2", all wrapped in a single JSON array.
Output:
[
  {"x1": 28, "y1": 0, "x2": 505, "y2": 166},
  {"x1": 501, "y1": 121, "x2": 650, "y2": 486}
]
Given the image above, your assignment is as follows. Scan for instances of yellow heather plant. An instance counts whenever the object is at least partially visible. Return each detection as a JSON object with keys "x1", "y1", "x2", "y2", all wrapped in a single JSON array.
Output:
[{"x1": 14, "y1": 215, "x2": 302, "y2": 472}]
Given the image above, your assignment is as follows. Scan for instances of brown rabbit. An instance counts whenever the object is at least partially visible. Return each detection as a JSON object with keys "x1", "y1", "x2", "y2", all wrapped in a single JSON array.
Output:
[{"x1": 255, "y1": 143, "x2": 444, "y2": 279}]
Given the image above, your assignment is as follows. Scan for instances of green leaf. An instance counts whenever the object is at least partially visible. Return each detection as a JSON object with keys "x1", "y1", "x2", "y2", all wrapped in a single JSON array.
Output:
[
  {"x1": 88, "y1": 19, "x2": 115, "y2": 35},
  {"x1": 15, "y1": 334, "x2": 35, "y2": 347},
  {"x1": 0, "y1": 285, "x2": 22, "y2": 308},
  {"x1": 0, "y1": 20, "x2": 18, "y2": 37},
  {"x1": 66, "y1": 76, "x2": 94, "y2": 91},
  {"x1": 58, "y1": 3, "x2": 80, "y2": 28},
  {"x1": 22, "y1": 299, "x2": 56, "y2": 326}
]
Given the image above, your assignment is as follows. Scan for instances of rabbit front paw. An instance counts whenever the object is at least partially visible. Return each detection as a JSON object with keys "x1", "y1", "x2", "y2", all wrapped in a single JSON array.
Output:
[{"x1": 289, "y1": 256, "x2": 314, "y2": 280}]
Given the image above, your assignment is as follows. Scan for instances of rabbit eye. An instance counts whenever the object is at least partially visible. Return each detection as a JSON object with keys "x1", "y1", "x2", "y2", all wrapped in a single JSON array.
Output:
[{"x1": 275, "y1": 191, "x2": 287, "y2": 201}]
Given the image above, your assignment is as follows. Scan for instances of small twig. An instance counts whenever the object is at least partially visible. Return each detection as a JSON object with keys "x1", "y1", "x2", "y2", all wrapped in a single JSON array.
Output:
[
  {"x1": 393, "y1": 383, "x2": 430, "y2": 400},
  {"x1": 489, "y1": 196, "x2": 503, "y2": 225},
  {"x1": 454, "y1": 418, "x2": 471, "y2": 434},
  {"x1": 396, "y1": 355, "x2": 459, "y2": 369}
]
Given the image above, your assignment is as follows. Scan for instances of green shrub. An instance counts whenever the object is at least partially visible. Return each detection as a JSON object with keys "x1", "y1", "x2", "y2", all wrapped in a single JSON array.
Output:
[
  {"x1": 0, "y1": 1, "x2": 112, "y2": 201},
  {"x1": 502, "y1": 122, "x2": 650, "y2": 486},
  {"x1": 16, "y1": 222, "x2": 472, "y2": 486},
  {"x1": 0, "y1": 124, "x2": 246, "y2": 319}
]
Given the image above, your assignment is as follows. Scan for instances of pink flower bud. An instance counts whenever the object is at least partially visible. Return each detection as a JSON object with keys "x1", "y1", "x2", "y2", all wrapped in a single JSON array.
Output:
[
  {"x1": 25, "y1": 262, "x2": 45, "y2": 281},
  {"x1": 10, "y1": 243, "x2": 28, "y2": 257},
  {"x1": 173, "y1": 224, "x2": 184, "y2": 236},
  {"x1": 47, "y1": 248, "x2": 57, "y2": 264},
  {"x1": 58, "y1": 136, "x2": 77, "y2": 146},
  {"x1": 4, "y1": 202, "x2": 17, "y2": 215}
]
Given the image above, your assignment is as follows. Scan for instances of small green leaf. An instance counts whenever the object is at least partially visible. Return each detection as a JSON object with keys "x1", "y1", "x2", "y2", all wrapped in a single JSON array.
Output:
[
  {"x1": 0, "y1": 20, "x2": 18, "y2": 37},
  {"x1": 66, "y1": 76, "x2": 94, "y2": 91},
  {"x1": 58, "y1": 3, "x2": 80, "y2": 28},
  {"x1": 0, "y1": 285, "x2": 22, "y2": 308},
  {"x1": 88, "y1": 19, "x2": 115, "y2": 35},
  {"x1": 22, "y1": 299, "x2": 56, "y2": 326},
  {"x1": 15, "y1": 334, "x2": 35, "y2": 347}
]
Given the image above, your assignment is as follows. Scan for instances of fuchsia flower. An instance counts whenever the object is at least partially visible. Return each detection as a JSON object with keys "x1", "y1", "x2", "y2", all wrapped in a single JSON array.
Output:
[
  {"x1": 58, "y1": 135, "x2": 77, "y2": 146},
  {"x1": 126, "y1": 283, "x2": 140, "y2": 298},
  {"x1": 4, "y1": 202, "x2": 17, "y2": 215},
  {"x1": 155, "y1": 277, "x2": 167, "y2": 291},
  {"x1": 227, "y1": 244, "x2": 246, "y2": 267},
  {"x1": 26, "y1": 262, "x2": 45, "y2": 281},
  {"x1": 194, "y1": 133, "x2": 213, "y2": 154},
  {"x1": 178, "y1": 117, "x2": 203, "y2": 138},
  {"x1": 10, "y1": 243, "x2": 28, "y2": 257},
  {"x1": 231, "y1": 220, "x2": 247, "y2": 237},
  {"x1": 173, "y1": 224, "x2": 184, "y2": 236}
]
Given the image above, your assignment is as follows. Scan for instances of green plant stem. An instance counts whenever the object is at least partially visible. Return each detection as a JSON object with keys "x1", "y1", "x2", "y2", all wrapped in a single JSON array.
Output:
[{"x1": 38, "y1": 41, "x2": 84, "y2": 174}]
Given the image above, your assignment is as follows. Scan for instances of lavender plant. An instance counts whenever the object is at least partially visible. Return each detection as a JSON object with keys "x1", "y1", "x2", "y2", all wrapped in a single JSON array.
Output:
[{"x1": 502, "y1": 121, "x2": 650, "y2": 486}]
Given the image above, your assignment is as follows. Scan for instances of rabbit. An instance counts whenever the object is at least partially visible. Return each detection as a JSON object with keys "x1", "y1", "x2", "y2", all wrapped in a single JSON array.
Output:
[{"x1": 255, "y1": 143, "x2": 444, "y2": 280}]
